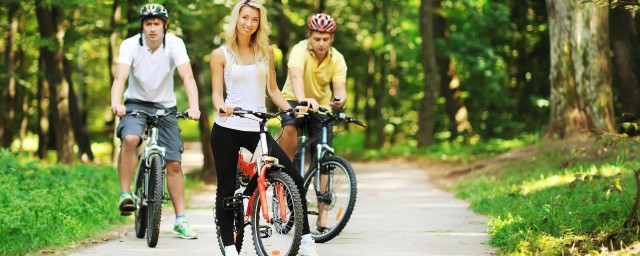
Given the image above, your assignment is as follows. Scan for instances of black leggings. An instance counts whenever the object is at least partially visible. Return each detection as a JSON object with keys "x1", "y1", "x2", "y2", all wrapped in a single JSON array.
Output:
[{"x1": 211, "y1": 123, "x2": 311, "y2": 246}]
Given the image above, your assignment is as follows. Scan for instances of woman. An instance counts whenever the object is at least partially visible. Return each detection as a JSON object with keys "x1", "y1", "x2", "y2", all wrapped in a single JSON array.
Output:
[{"x1": 210, "y1": 1, "x2": 318, "y2": 256}]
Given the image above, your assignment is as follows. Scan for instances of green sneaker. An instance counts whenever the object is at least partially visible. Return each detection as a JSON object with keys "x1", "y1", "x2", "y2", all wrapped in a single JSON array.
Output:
[
  {"x1": 119, "y1": 192, "x2": 134, "y2": 216},
  {"x1": 173, "y1": 219, "x2": 198, "y2": 239}
]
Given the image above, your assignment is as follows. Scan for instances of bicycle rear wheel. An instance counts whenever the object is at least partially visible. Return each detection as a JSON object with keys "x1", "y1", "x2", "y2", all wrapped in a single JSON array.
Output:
[
  {"x1": 134, "y1": 163, "x2": 147, "y2": 239},
  {"x1": 303, "y1": 155, "x2": 357, "y2": 243},
  {"x1": 251, "y1": 171, "x2": 303, "y2": 256},
  {"x1": 146, "y1": 155, "x2": 164, "y2": 247}
]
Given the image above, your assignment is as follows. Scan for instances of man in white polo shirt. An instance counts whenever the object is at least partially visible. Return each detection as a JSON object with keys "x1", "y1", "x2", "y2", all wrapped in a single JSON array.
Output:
[{"x1": 110, "y1": 3, "x2": 200, "y2": 239}]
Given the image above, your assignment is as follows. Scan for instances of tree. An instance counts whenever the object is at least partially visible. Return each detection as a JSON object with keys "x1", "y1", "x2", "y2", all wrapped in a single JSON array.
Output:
[
  {"x1": 35, "y1": 0, "x2": 75, "y2": 164},
  {"x1": 1, "y1": 2, "x2": 21, "y2": 148},
  {"x1": 416, "y1": 0, "x2": 441, "y2": 147},
  {"x1": 610, "y1": 7, "x2": 640, "y2": 116},
  {"x1": 545, "y1": 0, "x2": 615, "y2": 139}
]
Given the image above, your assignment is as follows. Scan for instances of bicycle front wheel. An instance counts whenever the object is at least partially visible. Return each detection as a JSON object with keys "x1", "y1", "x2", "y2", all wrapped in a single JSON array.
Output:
[
  {"x1": 146, "y1": 155, "x2": 164, "y2": 247},
  {"x1": 303, "y1": 155, "x2": 357, "y2": 243},
  {"x1": 251, "y1": 171, "x2": 303, "y2": 256},
  {"x1": 134, "y1": 164, "x2": 147, "y2": 239}
]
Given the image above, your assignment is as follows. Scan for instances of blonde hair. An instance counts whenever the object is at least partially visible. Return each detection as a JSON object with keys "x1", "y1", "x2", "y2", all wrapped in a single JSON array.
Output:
[{"x1": 225, "y1": 0, "x2": 271, "y2": 86}]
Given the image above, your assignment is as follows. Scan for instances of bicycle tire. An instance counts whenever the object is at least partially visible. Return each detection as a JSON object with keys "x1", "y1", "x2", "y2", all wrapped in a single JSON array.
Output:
[
  {"x1": 217, "y1": 176, "x2": 245, "y2": 255},
  {"x1": 252, "y1": 171, "x2": 303, "y2": 256},
  {"x1": 146, "y1": 155, "x2": 164, "y2": 247},
  {"x1": 303, "y1": 155, "x2": 357, "y2": 243},
  {"x1": 134, "y1": 163, "x2": 147, "y2": 239}
]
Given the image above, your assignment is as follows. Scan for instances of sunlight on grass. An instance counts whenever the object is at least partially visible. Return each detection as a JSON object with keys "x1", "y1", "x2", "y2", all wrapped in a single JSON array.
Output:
[
  {"x1": 518, "y1": 174, "x2": 574, "y2": 196},
  {"x1": 452, "y1": 142, "x2": 640, "y2": 254}
]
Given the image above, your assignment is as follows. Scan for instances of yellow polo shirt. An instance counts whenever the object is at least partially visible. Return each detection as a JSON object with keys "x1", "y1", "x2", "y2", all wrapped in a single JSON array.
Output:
[{"x1": 282, "y1": 40, "x2": 347, "y2": 109}]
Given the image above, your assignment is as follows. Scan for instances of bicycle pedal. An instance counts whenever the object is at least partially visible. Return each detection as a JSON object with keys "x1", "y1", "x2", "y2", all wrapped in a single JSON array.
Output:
[
  {"x1": 317, "y1": 192, "x2": 333, "y2": 204},
  {"x1": 222, "y1": 196, "x2": 242, "y2": 210},
  {"x1": 120, "y1": 203, "x2": 135, "y2": 212},
  {"x1": 259, "y1": 225, "x2": 272, "y2": 238}
]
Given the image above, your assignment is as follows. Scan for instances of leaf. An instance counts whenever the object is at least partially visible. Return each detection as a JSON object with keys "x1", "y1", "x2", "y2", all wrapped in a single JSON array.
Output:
[{"x1": 614, "y1": 180, "x2": 623, "y2": 192}]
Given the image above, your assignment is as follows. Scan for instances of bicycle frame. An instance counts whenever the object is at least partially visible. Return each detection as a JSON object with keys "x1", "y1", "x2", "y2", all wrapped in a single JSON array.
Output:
[
  {"x1": 235, "y1": 115, "x2": 289, "y2": 223},
  {"x1": 132, "y1": 111, "x2": 170, "y2": 209},
  {"x1": 296, "y1": 114, "x2": 337, "y2": 193}
]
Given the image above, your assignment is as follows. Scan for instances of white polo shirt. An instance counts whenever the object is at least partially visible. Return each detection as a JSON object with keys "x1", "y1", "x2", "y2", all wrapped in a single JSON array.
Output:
[{"x1": 116, "y1": 33, "x2": 190, "y2": 108}]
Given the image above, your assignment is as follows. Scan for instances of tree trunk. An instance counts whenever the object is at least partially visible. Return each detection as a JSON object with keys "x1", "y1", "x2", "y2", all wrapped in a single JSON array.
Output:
[
  {"x1": 545, "y1": 0, "x2": 615, "y2": 139},
  {"x1": 363, "y1": 52, "x2": 375, "y2": 148},
  {"x1": 372, "y1": 1, "x2": 390, "y2": 149},
  {"x1": 191, "y1": 53, "x2": 216, "y2": 184},
  {"x1": 180, "y1": 25, "x2": 216, "y2": 183},
  {"x1": 416, "y1": 0, "x2": 441, "y2": 147},
  {"x1": 108, "y1": 0, "x2": 121, "y2": 83},
  {"x1": 373, "y1": 53, "x2": 387, "y2": 148},
  {"x1": 610, "y1": 8, "x2": 640, "y2": 117},
  {"x1": 274, "y1": 0, "x2": 291, "y2": 86},
  {"x1": 125, "y1": 0, "x2": 139, "y2": 38},
  {"x1": 63, "y1": 56, "x2": 94, "y2": 161},
  {"x1": 314, "y1": 0, "x2": 325, "y2": 13},
  {"x1": 440, "y1": 59, "x2": 472, "y2": 139},
  {"x1": 434, "y1": 4, "x2": 471, "y2": 140},
  {"x1": 35, "y1": 1, "x2": 75, "y2": 164},
  {"x1": 364, "y1": 1, "x2": 380, "y2": 149},
  {"x1": 2, "y1": 3, "x2": 20, "y2": 148},
  {"x1": 37, "y1": 51, "x2": 50, "y2": 159}
]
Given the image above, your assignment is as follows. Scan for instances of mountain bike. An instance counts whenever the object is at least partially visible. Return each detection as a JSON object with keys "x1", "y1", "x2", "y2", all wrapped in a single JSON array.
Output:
[
  {"x1": 125, "y1": 109, "x2": 189, "y2": 248},
  {"x1": 215, "y1": 108, "x2": 305, "y2": 256},
  {"x1": 294, "y1": 107, "x2": 365, "y2": 243}
]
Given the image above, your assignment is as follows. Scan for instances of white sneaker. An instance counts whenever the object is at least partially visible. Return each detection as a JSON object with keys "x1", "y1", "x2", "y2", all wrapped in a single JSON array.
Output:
[
  {"x1": 298, "y1": 240, "x2": 319, "y2": 256},
  {"x1": 224, "y1": 245, "x2": 239, "y2": 256}
]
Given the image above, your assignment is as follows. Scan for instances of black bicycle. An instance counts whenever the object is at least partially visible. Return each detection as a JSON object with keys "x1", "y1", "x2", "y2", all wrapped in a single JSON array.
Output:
[
  {"x1": 124, "y1": 109, "x2": 189, "y2": 247},
  {"x1": 293, "y1": 107, "x2": 365, "y2": 243}
]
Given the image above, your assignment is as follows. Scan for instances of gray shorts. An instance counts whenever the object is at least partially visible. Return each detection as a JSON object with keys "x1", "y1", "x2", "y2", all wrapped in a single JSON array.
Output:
[
  {"x1": 281, "y1": 100, "x2": 333, "y2": 148},
  {"x1": 116, "y1": 100, "x2": 184, "y2": 162}
]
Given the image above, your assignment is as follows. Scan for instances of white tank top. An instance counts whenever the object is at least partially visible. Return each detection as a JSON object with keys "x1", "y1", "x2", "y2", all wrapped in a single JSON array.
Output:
[{"x1": 214, "y1": 46, "x2": 267, "y2": 132}]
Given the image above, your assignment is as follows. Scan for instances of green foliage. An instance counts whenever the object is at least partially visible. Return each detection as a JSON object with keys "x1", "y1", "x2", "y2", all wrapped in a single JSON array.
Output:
[
  {"x1": 334, "y1": 129, "x2": 539, "y2": 162},
  {"x1": 451, "y1": 142, "x2": 640, "y2": 254},
  {"x1": 0, "y1": 149, "x2": 128, "y2": 255}
]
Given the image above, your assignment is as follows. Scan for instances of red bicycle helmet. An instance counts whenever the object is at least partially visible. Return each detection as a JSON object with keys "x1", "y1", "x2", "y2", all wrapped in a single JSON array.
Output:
[{"x1": 307, "y1": 13, "x2": 337, "y2": 33}]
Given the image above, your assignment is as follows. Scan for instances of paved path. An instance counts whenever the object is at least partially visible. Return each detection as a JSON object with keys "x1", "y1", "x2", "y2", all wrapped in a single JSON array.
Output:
[{"x1": 68, "y1": 162, "x2": 494, "y2": 256}]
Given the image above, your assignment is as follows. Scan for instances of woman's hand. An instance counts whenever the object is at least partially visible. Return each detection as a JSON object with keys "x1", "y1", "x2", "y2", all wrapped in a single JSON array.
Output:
[{"x1": 218, "y1": 105, "x2": 235, "y2": 117}]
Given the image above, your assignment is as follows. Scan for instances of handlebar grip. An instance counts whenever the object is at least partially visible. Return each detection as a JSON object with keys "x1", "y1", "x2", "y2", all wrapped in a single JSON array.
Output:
[
  {"x1": 299, "y1": 100, "x2": 308, "y2": 107},
  {"x1": 219, "y1": 108, "x2": 226, "y2": 114},
  {"x1": 318, "y1": 107, "x2": 328, "y2": 113}
]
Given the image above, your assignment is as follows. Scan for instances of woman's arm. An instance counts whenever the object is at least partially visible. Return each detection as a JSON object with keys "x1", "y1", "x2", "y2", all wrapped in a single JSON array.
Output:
[{"x1": 210, "y1": 48, "x2": 233, "y2": 117}]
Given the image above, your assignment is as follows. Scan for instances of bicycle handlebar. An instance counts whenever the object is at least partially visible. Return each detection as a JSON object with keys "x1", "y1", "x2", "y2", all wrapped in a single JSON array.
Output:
[
  {"x1": 315, "y1": 107, "x2": 366, "y2": 128},
  {"x1": 125, "y1": 109, "x2": 190, "y2": 120},
  {"x1": 218, "y1": 107, "x2": 308, "y2": 121}
]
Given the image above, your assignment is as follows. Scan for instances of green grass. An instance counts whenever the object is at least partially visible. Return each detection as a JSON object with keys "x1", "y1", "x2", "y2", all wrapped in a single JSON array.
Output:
[
  {"x1": 450, "y1": 141, "x2": 640, "y2": 255},
  {"x1": 0, "y1": 149, "x2": 129, "y2": 256},
  {"x1": 332, "y1": 130, "x2": 539, "y2": 163}
]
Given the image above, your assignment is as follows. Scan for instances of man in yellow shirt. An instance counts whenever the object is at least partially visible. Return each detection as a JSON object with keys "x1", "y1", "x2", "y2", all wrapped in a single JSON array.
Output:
[{"x1": 279, "y1": 13, "x2": 348, "y2": 232}]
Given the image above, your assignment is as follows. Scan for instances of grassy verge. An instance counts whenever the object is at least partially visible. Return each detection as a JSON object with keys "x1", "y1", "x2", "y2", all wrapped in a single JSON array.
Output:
[
  {"x1": 333, "y1": 130, "x2": 539, "y2": 163},
  {"x1": 449, "y1": 140, "x2": 640, "y2": 255},
  {"x1": 0, "y1": 149, "x2": 129, "y2": 256}
]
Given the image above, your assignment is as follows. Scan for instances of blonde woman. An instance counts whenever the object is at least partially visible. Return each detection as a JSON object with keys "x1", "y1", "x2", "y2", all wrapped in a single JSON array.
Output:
[{"x1": 209, "y1": 1, "x2": 318, "y2": 255}]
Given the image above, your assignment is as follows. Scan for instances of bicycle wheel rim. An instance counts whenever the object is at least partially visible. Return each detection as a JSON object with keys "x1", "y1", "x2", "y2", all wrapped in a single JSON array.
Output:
[{"x1": 252, "y1": 172, "x2": 303, "y2": 256}]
